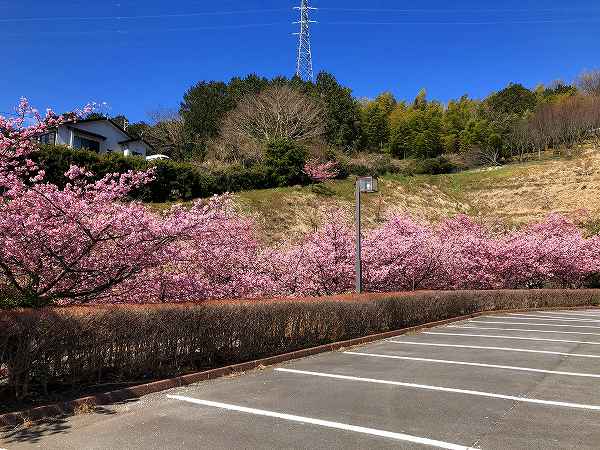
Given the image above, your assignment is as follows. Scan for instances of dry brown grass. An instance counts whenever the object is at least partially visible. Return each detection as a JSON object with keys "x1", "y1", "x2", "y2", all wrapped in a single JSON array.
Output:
[
  {"x1": 73, "y1": 402, "x2": 97, "y2": 416},
  {"x1": 233, "y1": 147, "x2": 600, "y2": 242},
  {"x1": 466, "y1": 151, "x2": 600, "y2": 225}
]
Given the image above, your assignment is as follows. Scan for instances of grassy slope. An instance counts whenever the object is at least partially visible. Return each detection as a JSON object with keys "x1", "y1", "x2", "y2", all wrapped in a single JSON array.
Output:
[{"x1": 235, "y1": 150, "x2": 600, "y2": 243}]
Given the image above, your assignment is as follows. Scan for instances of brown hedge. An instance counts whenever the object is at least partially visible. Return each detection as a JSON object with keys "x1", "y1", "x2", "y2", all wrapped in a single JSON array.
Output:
[{"x1": 1, "y1": 289, "x2": 599, "y2": 407}]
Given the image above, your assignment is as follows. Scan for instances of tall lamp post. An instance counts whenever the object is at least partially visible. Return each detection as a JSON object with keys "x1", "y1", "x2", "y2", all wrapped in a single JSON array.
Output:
[{"x1": 355, "y1": 176, "x2": 378, "y2": 293}]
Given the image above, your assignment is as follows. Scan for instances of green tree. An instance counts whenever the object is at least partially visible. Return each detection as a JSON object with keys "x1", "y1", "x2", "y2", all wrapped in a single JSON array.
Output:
[
  {"x1": 486, "y1": 83, "x2": 537, "y2": 116},
  {"x1": 413, "y1": 88, "x2": 428, "y2": 110},
  {"x1": 125, "y1": 121, "x2": 150, "y2": 140},
  {"x1": 538, "y1": 81, "x2": 578, "y2": 103},
  {"x1": 227, "y1": 73, "x2": 270, "y2": 103},
  {"x1": 180, "y1": 81, "x2": 233, "y2": 140},
  {"x1": 359, "y1": 92, "x2": 397, "y2": 151},
  {"x1": 314, "y1": 72, "x2": 361, "y2": 149},
  {"x1": 388, "y1": 91, "x2": 443, "y2": 159},
  {"x1": 441, "y1": 95, "x2": 478, "y2": 153},
  {"x1": 264, "y1": 139, "x2": 308, "y2": 187}
]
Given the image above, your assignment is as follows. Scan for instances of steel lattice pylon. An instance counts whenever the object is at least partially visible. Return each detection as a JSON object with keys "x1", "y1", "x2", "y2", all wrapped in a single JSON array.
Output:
[{"x1": 293, "y1": 0, "x2": 316, "y2": 81}]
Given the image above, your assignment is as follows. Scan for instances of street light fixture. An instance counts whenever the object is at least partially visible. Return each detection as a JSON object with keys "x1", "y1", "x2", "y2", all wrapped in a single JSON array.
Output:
[{"x1": 355, "y1": 176, "x2": 378, "y2": 293}]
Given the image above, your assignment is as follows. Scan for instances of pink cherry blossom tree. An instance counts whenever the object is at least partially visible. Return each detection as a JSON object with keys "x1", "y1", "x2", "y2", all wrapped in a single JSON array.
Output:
[
  {"x1": 303, "y1": 159, "x2": 340, "y2": 183},
  {"x1": 363, "y1": 216, "x2": 448, "y2": 291},
  {"x1": 3, "y1": 98, "x2": 600, "y2": 307},
  {"x1": 0, "y1": 100, "x2": 182, "y2": 306},
  {"x1": 118, "y1": 195, "x2": 263, "y2": 303}
]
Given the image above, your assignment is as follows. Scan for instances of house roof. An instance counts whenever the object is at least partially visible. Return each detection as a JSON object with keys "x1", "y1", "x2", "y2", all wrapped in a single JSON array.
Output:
[
  {"x1": 65, "y1": 124, "x2": 107, "y2": 141},
  {"x1": 65, "y1": 117, "x2": 155, "y2": 151}
]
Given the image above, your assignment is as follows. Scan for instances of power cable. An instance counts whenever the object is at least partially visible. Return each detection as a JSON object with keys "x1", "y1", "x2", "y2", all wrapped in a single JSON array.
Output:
[{"x1": 0, "y1": 8, "x2": 290, "y2": 23}]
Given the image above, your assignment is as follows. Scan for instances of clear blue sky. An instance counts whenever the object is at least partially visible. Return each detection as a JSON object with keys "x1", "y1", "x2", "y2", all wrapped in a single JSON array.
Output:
[{"x1": 2, "y1": 0, "x2": 599, "y2": 122}]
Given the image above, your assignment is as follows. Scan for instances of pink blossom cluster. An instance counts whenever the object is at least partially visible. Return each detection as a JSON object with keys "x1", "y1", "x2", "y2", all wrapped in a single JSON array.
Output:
[
  {"x1": 303, "y1": 159, "x2": 340, "y2": 182},
  {"x1": 1, "y1": 100, "x2": 600, "y2": 306},
  {"x1": 248, "y1": 213, "x2": 600, "y2": 298}
]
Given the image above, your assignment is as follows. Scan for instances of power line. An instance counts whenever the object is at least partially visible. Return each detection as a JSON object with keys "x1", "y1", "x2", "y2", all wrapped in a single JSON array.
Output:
[
  {"x1": 0, "y1": 22, "x2": 287, "y2": 38},
  {"x1": 0, "y1": 8, "x2": 289, "y2": 23},
  {"x1": 323, "y1": 18, "x2": 600, "y2": 26},
  {"x1": 319, "y1": 7, "x2": 600, "y2": 13},
  {"x1": 293, "y1": 0, "x2": 316, "y2": 82}
]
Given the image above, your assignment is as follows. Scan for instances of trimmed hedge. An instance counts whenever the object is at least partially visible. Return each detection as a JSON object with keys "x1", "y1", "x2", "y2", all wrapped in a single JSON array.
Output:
[{"x1": 1, "y1": 289, "x2": 599, "y2": 409}]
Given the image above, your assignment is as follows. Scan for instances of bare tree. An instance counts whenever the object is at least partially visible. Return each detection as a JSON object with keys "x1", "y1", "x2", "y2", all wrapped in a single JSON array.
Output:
[
  {"x1": 522, "y1": 94, "x2": 600, "y2": 156},
  {"x1": 507, "y1": 119, "x2": 533, "y2": 161},
  {"x1": 576, "y1": 69, "x2": 600, "y2": 96},
  {"x1": 209, "y1": 85, "x2": 325, "y2": 164},
  {"x1": 144, "y1": 109, "x2": 202, "y2": 161}
]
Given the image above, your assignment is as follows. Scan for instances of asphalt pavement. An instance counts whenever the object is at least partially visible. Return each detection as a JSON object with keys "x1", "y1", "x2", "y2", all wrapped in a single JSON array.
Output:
[{"x1": 3, "y1": 308, "x2": 600, "y2": 449}]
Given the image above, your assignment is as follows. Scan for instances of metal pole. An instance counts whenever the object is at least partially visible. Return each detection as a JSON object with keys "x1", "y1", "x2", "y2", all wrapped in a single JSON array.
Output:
[{"x1": 355, "y1": 180, "x2": 362, "y2": 293}]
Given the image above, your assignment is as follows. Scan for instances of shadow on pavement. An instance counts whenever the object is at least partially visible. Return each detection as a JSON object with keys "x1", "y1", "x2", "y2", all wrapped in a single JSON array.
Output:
[{"x1": 0, "y1": 399, "x2": 139, "y2": 445}]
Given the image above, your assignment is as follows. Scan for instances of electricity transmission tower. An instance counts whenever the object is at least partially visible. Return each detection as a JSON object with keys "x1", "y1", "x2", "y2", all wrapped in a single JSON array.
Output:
[{"x1": 293, "y1": 0, "x2": 316, "y2": 81}]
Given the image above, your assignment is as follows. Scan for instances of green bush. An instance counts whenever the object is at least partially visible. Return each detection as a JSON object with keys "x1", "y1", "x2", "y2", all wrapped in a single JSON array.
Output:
[
  {"x1": 336, "y1": 152, "x2": 402, "y2": 178},
  {"x1": 35, "y1": 146, "x2": 140, "y2": 188},
  {"x1": 408, "y1": 156, "x2": 457, "y2": 175},
  {"x1": 264, "y1": 139, "x2": 309, "y2": 187},
  {"x1": 211, "y1": 163, "x2": 274, "y2": 192},
  {"x1": 33, "y1": 145, "x2": 285, "y2": 202}
]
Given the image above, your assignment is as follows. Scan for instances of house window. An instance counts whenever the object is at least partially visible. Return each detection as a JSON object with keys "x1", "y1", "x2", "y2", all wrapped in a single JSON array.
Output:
[
  {"x1": 38, "y1": 132, "x2": 56, "y2": 145},
  {"x1": 73, "y1": 135, "x2": 100, "y2": 152}
]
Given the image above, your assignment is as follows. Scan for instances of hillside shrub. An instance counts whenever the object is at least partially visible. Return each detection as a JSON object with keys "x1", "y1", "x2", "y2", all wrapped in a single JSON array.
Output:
[
  {"x1": 1, "y1": 290, "x2": 598, "y2": 407},
  {"x1": 264, "y1": 139, "x2": 309, "y2": 187},
  {"x1": 407, "y1": 156, "x2": 458, "y2": 175},
  {"x1": 34, "y1": 145, "x2": 284, "y2": 202},
  {"x1": 338, "y1": 152, "x2": 403, "y2": 177}
]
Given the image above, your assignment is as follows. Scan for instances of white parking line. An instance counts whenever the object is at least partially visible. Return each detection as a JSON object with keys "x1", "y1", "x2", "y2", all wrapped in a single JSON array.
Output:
[
  {"x1": 386, "y1": 341, "x2": 600, "y2": 358},
  {"x1": 167, "y1": 395, "x2": 475, "y2": 450},
  {"x1": 387, "y1": 340, "x2": 600, "y2": 358},
  {"x1": 343, "y1": 351, "x2": 600, "y2": 378},
  {"x1": 535, "y1": 311, "x2": 600, "y2": 318},
  {"x1": 503, "y1": 314, "x2": 600, "y2": 323},
  {"x1": 448, "y1": 325, "x2": 600, "y2": 337},
  {"x1": 423, "y1": 332, "x2": 600, "y2": 345},
  {"x1": 467, "y1": 320, "x2": 600, "y2": 330},
  {"x1": 275, "y1": 368, "x2": 600, "y2": 411}
]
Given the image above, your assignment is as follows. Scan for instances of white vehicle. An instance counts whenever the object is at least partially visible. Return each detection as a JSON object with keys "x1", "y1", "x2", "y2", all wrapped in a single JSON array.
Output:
[{"x1": 145, "y1": 154, "x2": 170, "y2": 161}]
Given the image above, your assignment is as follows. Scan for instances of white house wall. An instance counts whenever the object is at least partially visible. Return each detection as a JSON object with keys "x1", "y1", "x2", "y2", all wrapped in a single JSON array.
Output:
[
  {"x1": 70, "y1": 122, "x2": 130, "y2": 155},
  {"x1": 55, "y1": 121, "x2": 148, "y2": 157},
  {"x1": 126, "y1": 140, "x2": 151, "y2": 156}
]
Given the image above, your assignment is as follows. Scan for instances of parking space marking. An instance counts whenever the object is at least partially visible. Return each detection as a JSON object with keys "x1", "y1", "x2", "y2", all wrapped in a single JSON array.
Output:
[
  {"x1": 448, "y1": 325, "x2": 600, "y2": 337},
  {"x1": 503, "y1": 314, "x2": 600, "y2": 323},
  {"x1": 166, "y1": 395, "x2": 476, "y2": 450},
  {"x1": 535, "y1": 311, "x2": 600, "y2": 318},
  {"x1": 424, "y1": 331, "x2": 600, "y2": 345},
  {"x1": 386, "y1": 341, "x2": 600, "y2": 358},
  {"x1": 275, "y1": 369, "x2": 600, "y2": 411},
  {"x1": 469, "y1": 320, "x2": 600, "y2": 329},
  {"x1": 343, "y1": 351, "x2": 600, "y2": 378}
]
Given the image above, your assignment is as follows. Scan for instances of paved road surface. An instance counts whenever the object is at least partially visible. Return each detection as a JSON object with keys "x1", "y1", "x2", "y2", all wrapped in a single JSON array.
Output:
[{"x1": 3, "y1": 309, "x2": 600, "y2": 449}]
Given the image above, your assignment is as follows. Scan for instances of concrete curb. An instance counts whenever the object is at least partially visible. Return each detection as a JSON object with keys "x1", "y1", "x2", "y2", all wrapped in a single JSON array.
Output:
[{"x1": 1, "y1": 305, "x2": 598, "y2": 428}]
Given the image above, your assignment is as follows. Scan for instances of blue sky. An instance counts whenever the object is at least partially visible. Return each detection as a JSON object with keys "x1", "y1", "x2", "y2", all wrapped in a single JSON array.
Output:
[{"x1": 1, "y1": 0, "x2": 599, "y2": 122}]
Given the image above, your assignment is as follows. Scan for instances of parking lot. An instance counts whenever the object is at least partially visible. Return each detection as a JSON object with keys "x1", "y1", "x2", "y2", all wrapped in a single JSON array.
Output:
[{"x1": 3, "y1": 308, "x2": 600, "y2": 449}]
